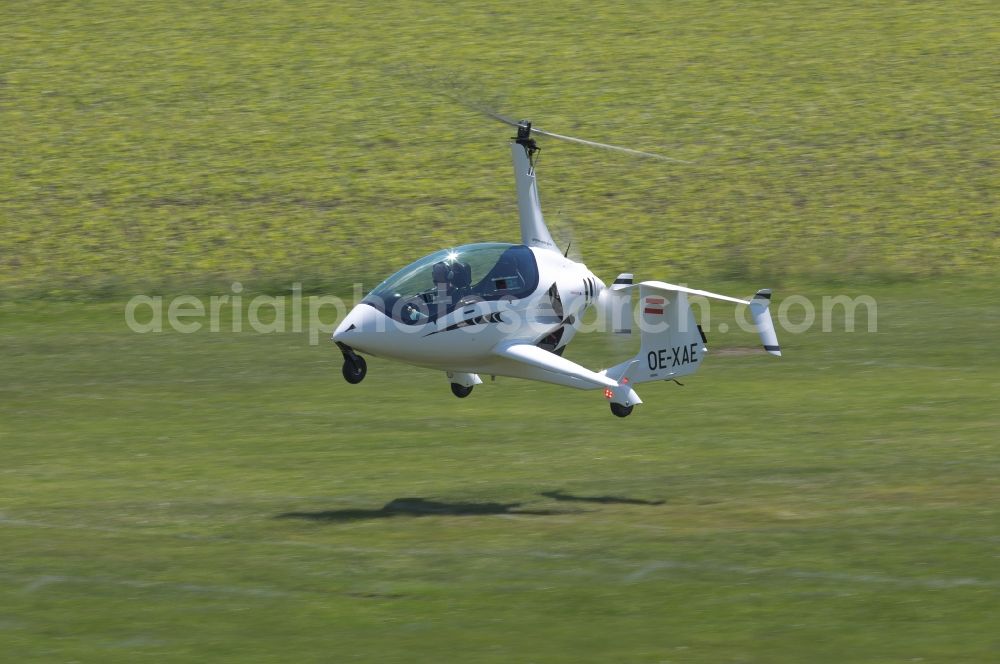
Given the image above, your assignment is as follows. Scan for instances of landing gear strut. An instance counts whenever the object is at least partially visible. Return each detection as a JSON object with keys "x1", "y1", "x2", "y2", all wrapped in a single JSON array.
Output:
[
  {"x1": 610, "y1": 402, "x2": 633, "y2": 418},
  {"x1": 336, "y1": 342, "x2": 367, "y2": 385},
  {"x1": 450, "y1": 383, "x2": 473, "y2": 398}
]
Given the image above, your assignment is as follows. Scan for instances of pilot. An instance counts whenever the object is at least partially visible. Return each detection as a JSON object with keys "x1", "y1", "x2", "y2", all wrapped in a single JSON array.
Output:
[
  {"x1": 451, "y1": 261, "x2": 472, "y2": 293},
  {"x1": 432, "y1": 260, "x2": 472, "y2": 301}
]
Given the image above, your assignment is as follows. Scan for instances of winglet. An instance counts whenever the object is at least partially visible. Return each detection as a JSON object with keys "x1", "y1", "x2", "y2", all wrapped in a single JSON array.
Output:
[{"x1": 749, "y1": 289, "x2": 781, "y2": 356}]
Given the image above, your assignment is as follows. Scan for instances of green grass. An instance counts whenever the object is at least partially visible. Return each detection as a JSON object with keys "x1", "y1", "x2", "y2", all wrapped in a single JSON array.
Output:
[
  {"x1": 1, "y1": 283, "x2": 998, "y2": 662},
  {"x1": 2, "y1": 1, "x2": 998, "y2": 298}
]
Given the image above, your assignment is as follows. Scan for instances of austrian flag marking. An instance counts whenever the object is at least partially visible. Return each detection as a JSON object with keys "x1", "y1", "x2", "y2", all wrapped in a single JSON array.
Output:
[{"x1": 644, "y1": 296, "x2": 665, "y2": 316}]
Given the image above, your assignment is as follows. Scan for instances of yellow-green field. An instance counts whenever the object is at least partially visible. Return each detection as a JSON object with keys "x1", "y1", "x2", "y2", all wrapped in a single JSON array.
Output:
[{"x1": 1, "y1": 1, "x2": 997, "y2": 298}]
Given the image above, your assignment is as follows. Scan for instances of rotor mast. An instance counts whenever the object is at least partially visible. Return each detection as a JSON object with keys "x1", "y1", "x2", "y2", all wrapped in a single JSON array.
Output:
[{"x1": 511, "y1": 122, "x2": 559, "y2": 252}]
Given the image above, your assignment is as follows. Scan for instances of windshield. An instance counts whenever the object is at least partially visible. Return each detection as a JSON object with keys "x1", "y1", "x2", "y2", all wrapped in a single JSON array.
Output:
[{"x1": 362, "y1": 243, "x2": 539, "y2": 324}]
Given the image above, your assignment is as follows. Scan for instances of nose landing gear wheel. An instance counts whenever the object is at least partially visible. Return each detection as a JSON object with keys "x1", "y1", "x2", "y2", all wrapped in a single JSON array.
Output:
[
  {"x1": 610, "y1": 403, "x2": 633, "y2": 418},
  {"x1": 450, "y1": 383, "x2": 473, "y2": 398},
  {"x1": 342, "y1": 355, "x2": 367, "y2": 384}
]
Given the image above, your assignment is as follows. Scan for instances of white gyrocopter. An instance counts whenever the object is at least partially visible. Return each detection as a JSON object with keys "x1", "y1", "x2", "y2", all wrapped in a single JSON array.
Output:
[{"x1": 333, "y1": 119, "x2": 780, "y2": 417}]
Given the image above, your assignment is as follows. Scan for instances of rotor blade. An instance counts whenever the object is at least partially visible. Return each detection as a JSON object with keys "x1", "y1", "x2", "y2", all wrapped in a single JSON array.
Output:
[
  {"x1": 457, "y1": 93, "x2": 691, "y2": 163},
  {"x1": 529, "y1": 127, "x2": 691, "y2": 163},
  {"x1": 478, "y1": 108, "x2": 521, "y2": 128}
]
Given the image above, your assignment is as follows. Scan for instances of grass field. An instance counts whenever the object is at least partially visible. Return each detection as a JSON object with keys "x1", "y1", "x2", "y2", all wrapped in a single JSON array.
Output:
[
  {"x1": 2, "y1": 283, "x2": 998, "y2": 662},
  {"x1": 2, "y1": 1, "x2": 998, "y2": 660},
  {"x1": 1, "y1": 1, "x2": 998, "y2": 298}
]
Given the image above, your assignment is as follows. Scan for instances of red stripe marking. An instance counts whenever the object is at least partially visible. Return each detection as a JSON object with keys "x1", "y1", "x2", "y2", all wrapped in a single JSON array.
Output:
[
  {"x1": 646, "y1": 297, "x2": 666, "y2": 304},
  {"x1": 644, "y1": 307, "x2": 664, "y2": 315}
]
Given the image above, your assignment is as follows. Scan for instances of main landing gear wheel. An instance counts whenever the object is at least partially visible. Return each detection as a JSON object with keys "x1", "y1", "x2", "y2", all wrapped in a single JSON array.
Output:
[
  {"x1": 342, "y1": 355, "x2": 367, "y2": 384},
  {"x1": 610, "y1": 403, "x2": 633, "y2": 418},
  {"x1": 450, "y1": 383, "x2": 474, "y2": 398}
]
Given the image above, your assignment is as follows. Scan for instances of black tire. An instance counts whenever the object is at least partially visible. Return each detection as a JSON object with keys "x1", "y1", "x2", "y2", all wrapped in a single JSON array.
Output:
[
  {"x1": 342, "y1": 355, "x2": 367, "y2": 384},
  {"x1": 610, "y1": 402, "x2": 633, "y2": 418},
  {"x1": 450, "y1": 382, "x2": 473, "y2": 398}
]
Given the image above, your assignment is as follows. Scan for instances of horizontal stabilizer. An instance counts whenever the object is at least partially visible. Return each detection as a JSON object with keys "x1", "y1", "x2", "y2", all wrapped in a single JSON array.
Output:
[{"x1": 638, "y1": 280, "x2": 750, "y2": 306}]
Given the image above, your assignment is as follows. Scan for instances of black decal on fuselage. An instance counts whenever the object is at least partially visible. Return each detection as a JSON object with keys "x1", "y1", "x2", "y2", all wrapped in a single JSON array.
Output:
[
  {"x1": 650, "y1": 343, "x2": 700, "y2": 370},
  {"x1": 424, "y1": 312, "x2": 505, "y2": 336}
]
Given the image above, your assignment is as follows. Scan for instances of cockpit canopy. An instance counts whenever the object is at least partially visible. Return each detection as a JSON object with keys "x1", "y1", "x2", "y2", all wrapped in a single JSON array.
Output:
[{"x1": 362, "y1": 243, "x2": 540, "y2": 324}]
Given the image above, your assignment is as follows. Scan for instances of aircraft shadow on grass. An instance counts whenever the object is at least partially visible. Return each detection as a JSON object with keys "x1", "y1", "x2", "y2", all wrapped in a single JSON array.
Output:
[
  {"x1": 539, "y1": 490, "x2": 665, "y2": 506},
  {"x1": 277, "y1": 491, "x2": 665, "y2": 523},
  {"x1": 277, "y1": 497, "x2": 570, "y2": 522}
]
